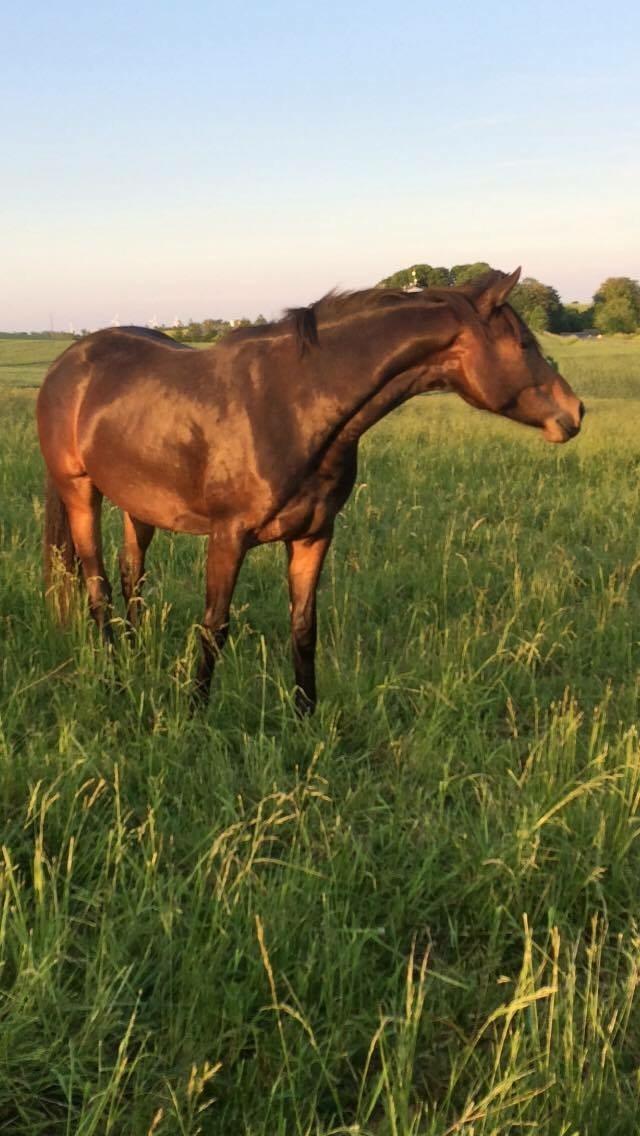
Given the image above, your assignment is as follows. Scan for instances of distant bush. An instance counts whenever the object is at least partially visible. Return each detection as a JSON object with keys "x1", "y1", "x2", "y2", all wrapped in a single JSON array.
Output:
[{"x1": 593, "y1": 278, "x2": 640, "y2": 334}]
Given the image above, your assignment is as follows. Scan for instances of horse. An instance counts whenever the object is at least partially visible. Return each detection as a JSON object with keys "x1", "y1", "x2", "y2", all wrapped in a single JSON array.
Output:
[{"x1": 36, "y1": 268, "x2": 584, "y2": 714}]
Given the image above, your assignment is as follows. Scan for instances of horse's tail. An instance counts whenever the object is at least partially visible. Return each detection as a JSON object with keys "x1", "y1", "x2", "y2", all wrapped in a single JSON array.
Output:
[{"x1": 43, "y1": 474, "x2": 77, "y2": 621}]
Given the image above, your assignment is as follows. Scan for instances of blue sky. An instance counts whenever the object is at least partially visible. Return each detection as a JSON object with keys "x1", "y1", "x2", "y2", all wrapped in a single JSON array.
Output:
[{"x1": 2, "y1": 0, "x2": 638, "y2": 330}]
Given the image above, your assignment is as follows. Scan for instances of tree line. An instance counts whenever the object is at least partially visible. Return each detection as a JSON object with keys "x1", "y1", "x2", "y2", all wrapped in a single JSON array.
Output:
[
  {"x1": 378, "y1": 263, "x2": 640, "y2": 335},
  {"x1": 167, "y1": 314, "x2": 268, "y2": 342}
]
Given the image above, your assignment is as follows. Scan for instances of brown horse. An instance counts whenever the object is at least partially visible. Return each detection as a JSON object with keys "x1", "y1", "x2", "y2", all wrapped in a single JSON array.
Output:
[{"x1": 37, "y1": 268, "x2": 584, "y2": 713}]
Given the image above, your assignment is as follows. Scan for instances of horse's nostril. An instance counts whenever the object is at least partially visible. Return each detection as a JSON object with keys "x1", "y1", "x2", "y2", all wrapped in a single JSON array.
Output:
[
  {"x1": 579, "y1": 400, "x2": 586, "y2": 422},
  {"x1": 556, "y1": 414, "x2": 580, "y2": 440}
]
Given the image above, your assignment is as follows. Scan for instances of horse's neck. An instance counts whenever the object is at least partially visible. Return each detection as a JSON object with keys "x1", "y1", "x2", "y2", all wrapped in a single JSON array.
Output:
[
  {"x1": 313, "y1": 306, "x2": 462, "y2": 448},
  {"x1": 337, "y1": 355, "x2": 462, "y2": 447}
]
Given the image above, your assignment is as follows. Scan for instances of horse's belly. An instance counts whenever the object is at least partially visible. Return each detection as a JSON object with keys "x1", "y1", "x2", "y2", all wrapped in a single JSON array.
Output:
[
  {"x1": 92, "y1": 468, "x2": 211, "y2": 534},
  {"x1": 81, "y1": 422, "x2": 270, "y2": 536},
  {"x1": 79, "y1": 419, "x2": 211, "y2": 532}
]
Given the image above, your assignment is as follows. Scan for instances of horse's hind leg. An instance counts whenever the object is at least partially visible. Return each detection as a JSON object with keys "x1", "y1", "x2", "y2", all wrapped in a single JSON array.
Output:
[
  {"x1": 63, "y1": 476, "x2": 114, "y2": 645},
  {"x1": 119, "y1": 514, "x2": 155, "y2": 632}
]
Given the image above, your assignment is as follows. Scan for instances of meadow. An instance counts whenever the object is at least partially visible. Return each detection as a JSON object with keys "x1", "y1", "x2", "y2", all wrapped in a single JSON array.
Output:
[{"x1": 1, "y1": 332, "x2": 639, "y2": 1134}]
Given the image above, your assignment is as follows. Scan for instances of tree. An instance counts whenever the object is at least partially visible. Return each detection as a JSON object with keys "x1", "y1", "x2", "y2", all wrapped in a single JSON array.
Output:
[
  {"x1": 201, "y1": 318, "x2": 228, "y2": 342},
  {"x1": 510, "y1": 277, "x2": 564, "y2": 333},
  {"x1": 450, "y1": 262, "x2": 492, "y2": 285},
  {"x1": 378, "y1": 264, "x2": 452, "y2": 288},
  {"x1": 527, "y1": 304, "x2": 550, "y2": 332},
  {"x1": 562, "y1": 303, "x2": 594, "y2": 333},
  {"x1": 186, "y1": 320, "x2": 203, "y2": 341},
  {"x1": 594, "y1": 296, "x2": 638, "y2": 334},
  {"x1": 593, "y1": 277, "x2": 640, "y2": 333},
  {"x1": 379, "y1": 262, "x2": 494, "y2": 290},
  {"x1": 425, "y1": 266, "x2": 451, "y2": 288}
]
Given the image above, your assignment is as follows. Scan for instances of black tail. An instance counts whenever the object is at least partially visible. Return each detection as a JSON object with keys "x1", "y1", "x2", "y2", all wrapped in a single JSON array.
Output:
[{"x1": 43, "y1": 474, "x2": 77, "y2": 621}]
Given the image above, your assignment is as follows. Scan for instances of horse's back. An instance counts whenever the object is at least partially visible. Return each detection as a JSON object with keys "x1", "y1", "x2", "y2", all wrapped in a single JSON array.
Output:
[
  {"x1": 39, "y1": 327, "x2": 196, "y2": 405},
  {"x1": 114, "y1": 326, "x2": 193, "y2": 349}
]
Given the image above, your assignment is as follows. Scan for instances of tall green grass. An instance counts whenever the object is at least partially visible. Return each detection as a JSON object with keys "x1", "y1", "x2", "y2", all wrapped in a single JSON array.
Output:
[{"x1": 0, "y1": 336, "x2": 639, "y2": 1133}]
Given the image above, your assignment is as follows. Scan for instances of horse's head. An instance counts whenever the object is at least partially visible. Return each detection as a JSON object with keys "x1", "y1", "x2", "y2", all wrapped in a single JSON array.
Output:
[{"x1": 453, "y1": 269, "x2": 584, "y2": 443}]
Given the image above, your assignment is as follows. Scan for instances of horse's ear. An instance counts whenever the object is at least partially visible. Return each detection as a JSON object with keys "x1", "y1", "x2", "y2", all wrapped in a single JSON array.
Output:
[{"x1": 469, "y1": 267, "x2": 522, "y2": 319}]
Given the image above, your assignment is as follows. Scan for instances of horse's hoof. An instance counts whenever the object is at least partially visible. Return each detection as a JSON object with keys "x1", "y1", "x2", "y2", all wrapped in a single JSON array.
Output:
[
  {"x1": 294, "y1": 690, "x2": 316, "y2": 718},
  {"x1": 189, "y1": 686, "x2": 209, "y2": 716}
]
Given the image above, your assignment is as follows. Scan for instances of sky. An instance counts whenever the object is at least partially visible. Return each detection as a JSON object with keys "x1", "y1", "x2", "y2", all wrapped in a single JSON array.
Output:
[{"x1": 2, "y1": 0, "x2": 639, "y2": 331}]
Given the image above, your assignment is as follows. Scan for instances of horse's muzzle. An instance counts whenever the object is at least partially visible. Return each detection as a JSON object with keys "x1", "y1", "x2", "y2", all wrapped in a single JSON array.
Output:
[
  {"x1": 561, "y1": 419, "x2": 581, "y2": 440},
  {"x1": 541, "y1": 396, "x2": 585, "y2": 443}
]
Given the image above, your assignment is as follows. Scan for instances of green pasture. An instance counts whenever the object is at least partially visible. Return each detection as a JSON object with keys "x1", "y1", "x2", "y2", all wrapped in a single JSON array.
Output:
[
  {"x1": 0, "y1": 333, "x2": 639, "y2": 1134},
  {"x1": 0, "y1": 338, "x2": 72, "y2": 389}
]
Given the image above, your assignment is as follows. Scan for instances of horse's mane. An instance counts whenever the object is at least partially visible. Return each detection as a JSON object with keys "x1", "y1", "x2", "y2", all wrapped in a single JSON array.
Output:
[{"x1": 227, "y1": 281, "x2": 482, "y2": 355}]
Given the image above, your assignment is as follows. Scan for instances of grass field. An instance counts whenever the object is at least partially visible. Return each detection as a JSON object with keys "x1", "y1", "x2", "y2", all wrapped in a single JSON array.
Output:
[{"x1": 1, "y1": 332, "x2": 639, "y2": 1134}]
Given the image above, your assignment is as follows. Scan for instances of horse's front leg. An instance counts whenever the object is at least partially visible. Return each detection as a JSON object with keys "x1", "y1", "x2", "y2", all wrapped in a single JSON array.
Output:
[
  {"x1": 192, "y1": 526, "x2": 246, "y2": 708},
  {"x1": 286, "y1": 529, "x2": 333, "y2": 716}
]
